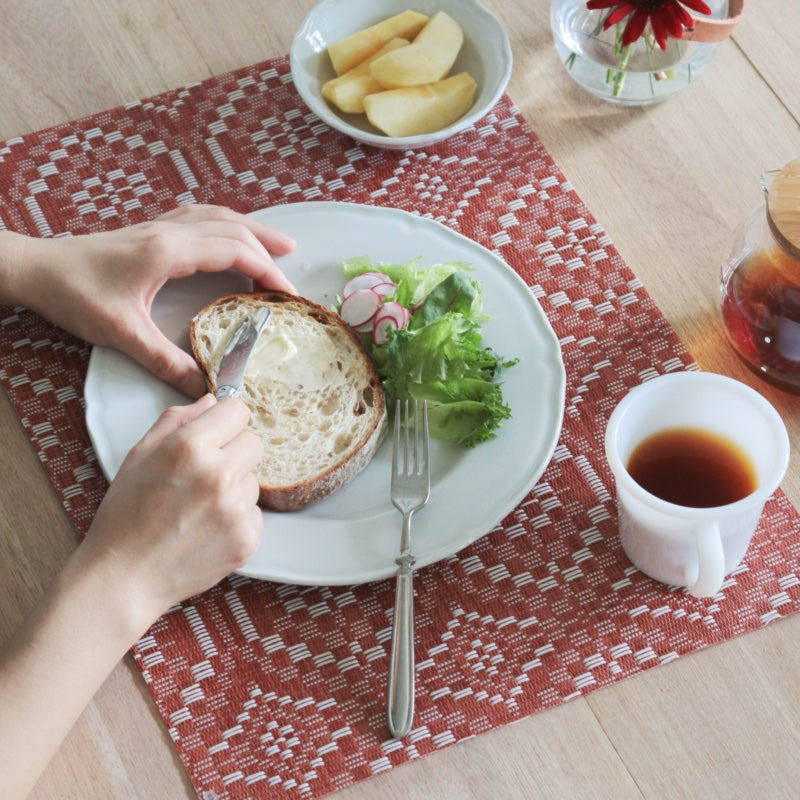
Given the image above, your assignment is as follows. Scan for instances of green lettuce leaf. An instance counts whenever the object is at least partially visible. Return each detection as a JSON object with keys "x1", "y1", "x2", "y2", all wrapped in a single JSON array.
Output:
[{"x1": 340, "y1": 257, "x2": 517, "y2": 447}]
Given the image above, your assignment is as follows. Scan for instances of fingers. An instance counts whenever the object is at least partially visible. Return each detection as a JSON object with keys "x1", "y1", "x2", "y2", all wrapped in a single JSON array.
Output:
[
  {"x1": 91, "y1": 392, "x2": 265, "y2": 613},
  {"x1": 116, "y1": 316, "x2": 208, "y2": 398},
  {"x1": 234, "y1": 502, "x2": 265, "y2": 568},
  {"x1": 148, "y1": 346, "x2": 207, "y2": 400},
  {"x1": 158, "y1": 204, "x2": 297, "y2": 293},
  {"x1": 221, "y1": 428, "x2": 264, "y2": 476},
  {"x1": 106, "y1": 204, "x2": 300, "y2": 391},
  {"x1": 135, "y1": 392, "x2": 251, "y2": 456},
  {"x1": 179, "y1": 229, "x2": 298, "y2": 294},
  {"x1": 188, "y1": 396, "x2": 257, "y2": 448},
  {"x1": 159, "y1": 204, "x2": 295, "y2": 251},
  {"x1": 168, "y1": 401, "x2": 264, "y2": 571},
  {"x1": 134, "y1": 393, "x2": 217, "y2": 457}
]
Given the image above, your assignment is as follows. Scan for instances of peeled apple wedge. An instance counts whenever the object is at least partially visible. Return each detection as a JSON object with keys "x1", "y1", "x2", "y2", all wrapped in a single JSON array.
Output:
[
  {"x1": 322, "y1": 38, "x2": 410, "y2": 114},
  {"x1": 369, "y1": 11, "x2": 464, "y2": 89},
  {"x1": 327, "y1": 9, "x2": 429, "y2": 76},
  {"x1": 364, "y1": 71, "x2": 478, "y2": 138}
]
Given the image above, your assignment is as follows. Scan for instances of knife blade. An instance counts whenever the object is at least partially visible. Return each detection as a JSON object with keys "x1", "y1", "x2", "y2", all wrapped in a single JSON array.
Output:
[{"x1": 215, "y1": 306, "x2": 271, "y2": 399}]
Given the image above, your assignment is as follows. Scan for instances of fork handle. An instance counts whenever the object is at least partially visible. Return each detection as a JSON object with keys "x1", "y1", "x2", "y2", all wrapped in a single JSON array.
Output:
[{"x1": 387, "y1": 551, "x2": 415, "y2": 738}]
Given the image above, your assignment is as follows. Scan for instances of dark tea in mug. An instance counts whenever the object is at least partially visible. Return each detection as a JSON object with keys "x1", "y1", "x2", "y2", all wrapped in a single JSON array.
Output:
[{"x1": 626, "y1": 426, "x2": 757, "y2": 508}]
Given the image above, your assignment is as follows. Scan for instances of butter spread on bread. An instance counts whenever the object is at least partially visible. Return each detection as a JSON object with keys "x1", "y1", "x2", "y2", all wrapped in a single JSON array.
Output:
[{"x1": 190, "y1": 291, "x2": 387, "y2": 511}]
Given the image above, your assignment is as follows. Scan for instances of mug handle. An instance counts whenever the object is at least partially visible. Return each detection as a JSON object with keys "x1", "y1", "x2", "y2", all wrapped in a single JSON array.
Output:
[{"x1": 687, "y1": 522, "x2": 725, "y2": 598}]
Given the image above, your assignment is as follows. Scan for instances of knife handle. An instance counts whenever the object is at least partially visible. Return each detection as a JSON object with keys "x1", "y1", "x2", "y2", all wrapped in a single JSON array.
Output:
[{"x1": 216, "y1": 385, "x2": 240, "y2": 400}]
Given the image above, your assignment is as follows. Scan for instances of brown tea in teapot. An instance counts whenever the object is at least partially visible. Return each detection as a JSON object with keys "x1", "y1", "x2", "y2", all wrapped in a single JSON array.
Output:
[
  {"x1": 721, "y1": 244, "x2": 800, "y2": 390},
  {"x1": 721, "y1": 157, "x2": 800, "y2": 391}
]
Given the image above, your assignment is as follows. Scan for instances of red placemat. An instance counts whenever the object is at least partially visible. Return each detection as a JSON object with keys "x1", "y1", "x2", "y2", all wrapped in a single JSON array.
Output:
[{"x1": 2, "y1": 55, "x2": 800, "y2": 799}]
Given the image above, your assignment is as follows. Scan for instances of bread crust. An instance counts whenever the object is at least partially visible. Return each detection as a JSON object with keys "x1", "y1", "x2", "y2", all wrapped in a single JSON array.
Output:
[{"x1": 190, "y1": 291, "x2": 387, "y2": 511}]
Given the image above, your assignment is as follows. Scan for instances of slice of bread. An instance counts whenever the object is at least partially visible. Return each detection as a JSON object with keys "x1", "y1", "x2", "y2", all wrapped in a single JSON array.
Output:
[{"x1": 190, "y1": 291, "x2": 387, "y2": 511}]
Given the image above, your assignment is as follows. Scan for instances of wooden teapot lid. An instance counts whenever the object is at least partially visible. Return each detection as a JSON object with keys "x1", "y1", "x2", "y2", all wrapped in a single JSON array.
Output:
[{"x1": 767, "y1": 157, "x2": 800, "y2": 259}]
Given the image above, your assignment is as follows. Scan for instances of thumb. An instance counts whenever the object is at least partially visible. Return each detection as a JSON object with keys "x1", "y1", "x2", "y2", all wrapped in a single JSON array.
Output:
[{"x1": 122, "y1": 317, "x2": 208, "y2": 398}]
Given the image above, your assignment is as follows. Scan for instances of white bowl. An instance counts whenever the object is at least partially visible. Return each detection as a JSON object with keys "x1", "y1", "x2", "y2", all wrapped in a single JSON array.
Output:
[{"x1": 290, "y1": 0, "x2": 513, "y2": 150}]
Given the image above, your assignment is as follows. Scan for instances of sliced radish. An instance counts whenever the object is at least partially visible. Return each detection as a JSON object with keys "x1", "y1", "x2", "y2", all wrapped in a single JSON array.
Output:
[
  {"x1": 372, "y1": 302, "x2": 410, "y2": 345},
  {"x1": 370, "y1": 281, "x2": 396, "y2": 299},
  {"x1": 339, "y1": 288, "x2": 382, "y2": 327},
  {"x1": 373, "y1": 317, "x2": 404, "y2": 345},
  {"x1": 375, "y1": 301, "x2": 410, "y2": 327},
  {"x1": 342, "y1": 271, "x2": 395, "y2": 299}
]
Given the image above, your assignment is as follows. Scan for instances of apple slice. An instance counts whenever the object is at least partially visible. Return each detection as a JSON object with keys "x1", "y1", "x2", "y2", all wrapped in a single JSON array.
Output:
[
  {"x1": 369, "y1": 11, "x2": 464, "y2": 89},
  {"x1": 327, "y1": 10, "x2": 429, "y2": 76},
  {"x1": 322, "y1": 38, "x2": 410, "y2": 114},
  {"x1": 364, "y1": 71, "x2": 478, "y2": 138}
]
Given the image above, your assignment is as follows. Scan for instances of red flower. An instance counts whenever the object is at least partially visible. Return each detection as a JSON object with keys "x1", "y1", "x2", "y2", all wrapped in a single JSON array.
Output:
[{"x1": 586, "y1": 0, "x2": 712, "y2": 49}]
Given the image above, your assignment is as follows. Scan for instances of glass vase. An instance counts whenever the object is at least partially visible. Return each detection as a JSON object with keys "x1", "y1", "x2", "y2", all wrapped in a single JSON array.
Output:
[{"x1": 550, "y1": 0, "x2": 741, "y2": 106}]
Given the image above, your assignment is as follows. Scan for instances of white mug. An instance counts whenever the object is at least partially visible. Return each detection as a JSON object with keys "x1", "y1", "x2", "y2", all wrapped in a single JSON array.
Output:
[{"x1": 604, "y1": 371, "x2": 789, "y2": 598}]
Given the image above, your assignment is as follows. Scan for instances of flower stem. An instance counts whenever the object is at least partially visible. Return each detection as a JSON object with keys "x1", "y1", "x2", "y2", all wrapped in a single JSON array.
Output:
[
  {"x1": 607, "y1": 25, "x2": 631, "y2": 97},
  {"x1": 612, "y1": 47, "x2": 631, "y2": 96}
]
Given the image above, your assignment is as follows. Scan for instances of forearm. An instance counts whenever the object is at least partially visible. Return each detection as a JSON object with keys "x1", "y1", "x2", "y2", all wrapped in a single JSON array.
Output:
[
  {"x1": 0, "y1": 230, "x2": 56, "y2": 311},
  {"x1": 0, "y1": 545, "x2": 154, "y2": 800}
]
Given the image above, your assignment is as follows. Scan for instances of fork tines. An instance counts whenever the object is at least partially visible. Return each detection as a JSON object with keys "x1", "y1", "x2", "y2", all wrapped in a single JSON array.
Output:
[{"x1": 392, "y1": 399, "x2": 430, "y2": 481}]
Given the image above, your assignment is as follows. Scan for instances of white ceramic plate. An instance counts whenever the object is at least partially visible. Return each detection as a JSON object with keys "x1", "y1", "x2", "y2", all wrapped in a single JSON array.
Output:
[
  {"x1": 290, "y1": 0, "x2": 512, "y2": 150},
  {"x1": 85, "y1": 202, "x2": 565, "y2": 586}
]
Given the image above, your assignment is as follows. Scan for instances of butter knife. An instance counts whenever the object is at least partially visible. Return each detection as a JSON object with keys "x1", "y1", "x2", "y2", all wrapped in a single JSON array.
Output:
[{"x1": 215, "y1": 307, "x2": 271, "y2": 399}]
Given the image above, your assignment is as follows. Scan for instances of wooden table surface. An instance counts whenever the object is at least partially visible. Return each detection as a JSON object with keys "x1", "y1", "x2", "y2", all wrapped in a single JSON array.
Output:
[{"x1": 2, "y1": 1, "x2": 800, "y2": 798}]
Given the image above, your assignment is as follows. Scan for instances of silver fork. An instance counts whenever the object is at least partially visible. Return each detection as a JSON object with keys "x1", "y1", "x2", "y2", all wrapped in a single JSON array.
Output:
[{"x1": 387, "y1": 398, "x2": 430, "y2": 739}]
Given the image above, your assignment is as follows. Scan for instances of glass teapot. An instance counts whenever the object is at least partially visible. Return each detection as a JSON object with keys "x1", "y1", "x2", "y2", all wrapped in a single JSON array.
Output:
[{"x1": 720, "y1": 157, "x2": 800, "y2": 391}]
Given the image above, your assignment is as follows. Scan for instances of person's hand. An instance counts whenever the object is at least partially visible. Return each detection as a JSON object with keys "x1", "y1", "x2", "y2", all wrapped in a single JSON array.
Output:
[
  {"x1": 78, "y1": 394, "x2": 263, "y2": 624},
  {"x1": 0, "y1": 395, "x2": 263, "y2": 798},
  {"x1": 6, "y1": 204, "x2": 296, "y2": 397}
]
